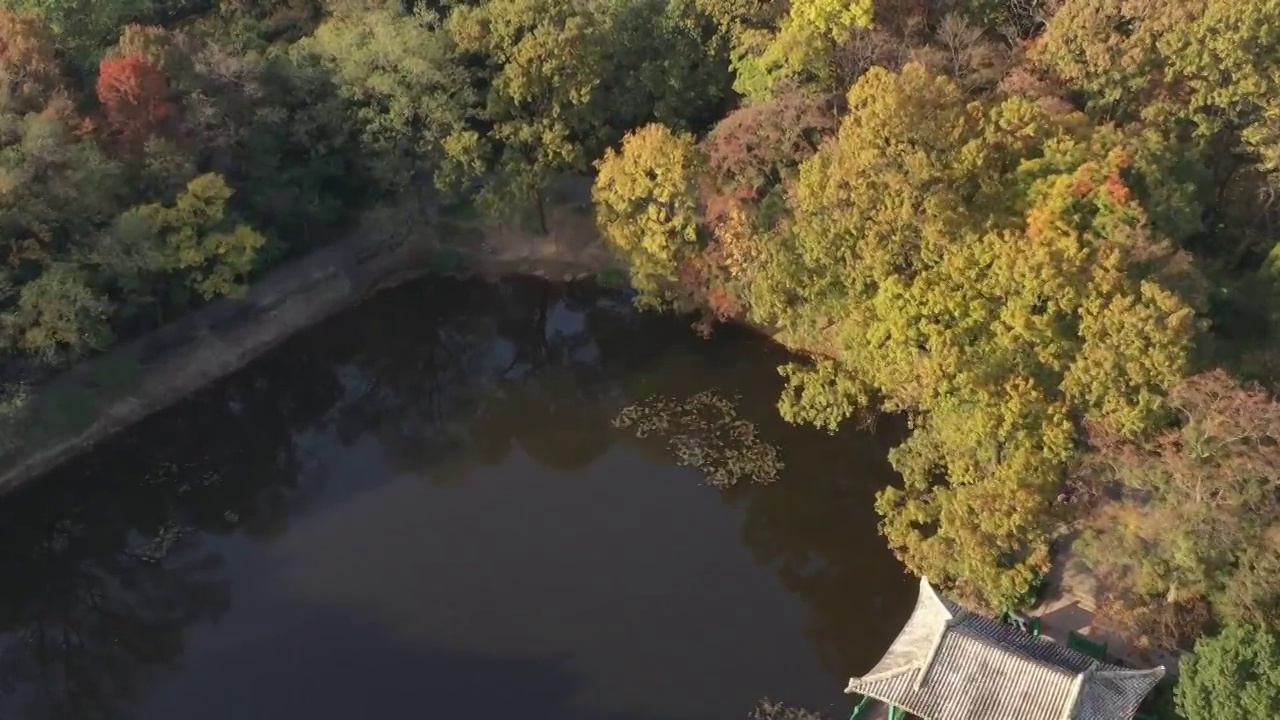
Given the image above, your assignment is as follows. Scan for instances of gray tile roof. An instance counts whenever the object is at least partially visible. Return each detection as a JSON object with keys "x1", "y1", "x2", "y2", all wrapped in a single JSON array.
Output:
[{"x1": 845, "y1": 578, "x2": 1165, "y2": 720}]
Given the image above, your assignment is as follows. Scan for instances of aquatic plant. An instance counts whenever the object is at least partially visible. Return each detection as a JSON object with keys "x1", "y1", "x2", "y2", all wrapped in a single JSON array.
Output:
[
  {"x1": 613, "y1": 390, "x2": 783, "y2": 487},
  {"x1": 750, "y1": 698, "x2": 826, "y2": 720}
]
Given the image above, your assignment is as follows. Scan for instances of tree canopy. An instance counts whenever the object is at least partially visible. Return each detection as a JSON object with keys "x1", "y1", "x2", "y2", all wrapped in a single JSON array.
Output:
[
  {"x1": 594, "y1": 123, "x2": 705, "y2": 309},
  {"x1": 1177, "y1": 623, "x2": 1280, "y2": 720},
  {"x1": 590, "y1": 0, "x2": 1280, "y2": 617}
]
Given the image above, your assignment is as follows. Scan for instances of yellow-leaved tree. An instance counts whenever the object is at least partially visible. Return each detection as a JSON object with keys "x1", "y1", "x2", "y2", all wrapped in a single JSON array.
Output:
[
  {"x1": 128, "y1": 173, "x2": 266, "y2": 301},
  {"x1": 593, "y1": 124, "x2": 706, "y2": 309},
  {"x1": 743, "y1": 63, "x2": 1208, "y2": 605},
  {"x1": 728, "y1": 0, "x2": 875, "y2": 100}
]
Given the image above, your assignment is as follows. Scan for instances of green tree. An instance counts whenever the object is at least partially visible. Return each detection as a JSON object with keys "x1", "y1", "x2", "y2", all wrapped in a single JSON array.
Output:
[
  {"x1": 182, "y1": 38, "x2": 362, "y2": 244},
  {"x1": 0, "y1": 262, "x2": 113, "y2": 364},
  {"x1": 1034, "y1": 0, "x2": 1280, "y2": 255},
  {"x1": 0, "y1": 109, "x2": 123, "y2": 270},
  {"x1": 1177, "y1": 623, "x2": 1280, "y2": 720},
  {"x1": 451, "y1": 0, "x2": 732, "y2": 229},
  {"x1": 449, "y1": 0, "x2": 606, "y2": 226},
  {"x1": 595, "y1": 0, "x2": 733, "y2": 136},
  {"x1": 788, "y1": 0, "x2": 873, "y2": 42},
  {"x1": 291, "y1": 7, "x2": 481, "y2": 197},
  {"x1": 1035, "y1": 0, "x2": 1280, "y2": 136},
  {"x1": 593, "y1": 123, "x2": 705, "y2": 309},
  {"x1": 693, "y1": 0, "x2": 787, "y2": 48},
  {"x1": 727, "y1": 0, "x2": 874, "y2": 100},
  {"x1": 730, "y1": 17, "x2": 831, "y2": 101}
]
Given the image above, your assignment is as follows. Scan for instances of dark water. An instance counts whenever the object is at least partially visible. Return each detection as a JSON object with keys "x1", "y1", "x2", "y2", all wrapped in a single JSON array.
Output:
[{"x1": 0, "y1": 278, "x2": 913, "y2": 720}]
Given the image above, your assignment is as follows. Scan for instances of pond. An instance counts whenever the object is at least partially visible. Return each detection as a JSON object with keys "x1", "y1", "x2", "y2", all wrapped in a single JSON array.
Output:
[{"x1": 0, "y1": 277, "x2": 914, "y2": 720}]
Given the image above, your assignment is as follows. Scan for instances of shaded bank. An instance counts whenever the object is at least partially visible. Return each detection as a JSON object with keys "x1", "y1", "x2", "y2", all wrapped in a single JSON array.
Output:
[{"x1": 0, "y1": 201, "x2": 615, "y2": 498}]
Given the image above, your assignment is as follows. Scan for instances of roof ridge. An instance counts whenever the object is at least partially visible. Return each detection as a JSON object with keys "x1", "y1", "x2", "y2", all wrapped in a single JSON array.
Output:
[
  {"x1": 951, "y1": 623, "x2": 1079, "y2": 679},
  {"x1": 914, "y1": 614, "x2": 959, "y2": 690},
  {"x1": 1058, "y1": 667, "x2": 1088, "y2": 720},
  {"x1": 1090, "y1": 665, "x2": 1167, "y2": 678}
]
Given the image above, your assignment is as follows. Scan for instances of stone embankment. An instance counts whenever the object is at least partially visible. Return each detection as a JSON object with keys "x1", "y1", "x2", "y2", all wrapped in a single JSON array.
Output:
[{"x1": 0, "y1": 200, "x2": 614, "y2": 497}]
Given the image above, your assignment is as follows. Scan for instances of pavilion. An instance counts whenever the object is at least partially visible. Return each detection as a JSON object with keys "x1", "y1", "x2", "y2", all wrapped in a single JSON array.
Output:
[{"x1": 846, "y1": 578, "x2": 1165, "y2": 720}]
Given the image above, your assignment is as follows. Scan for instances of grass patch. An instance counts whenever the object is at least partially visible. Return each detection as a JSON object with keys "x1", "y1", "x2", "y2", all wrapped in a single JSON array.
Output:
[
  {"x1": 38, "y1": 385, "x2": 102, "y2": 438},
  {"x1": 439, "y1": 221, "x2": 485, "y2": 248},
  {"x1": 0, "y1": 384, "x2": 31, "y2": 455},
  {"x1": 90, "y1": 353, "x2": 142, "y2": 396},
  {"x1": 1138, "y1": 676, "x2": 1180, "y2": 720},
  {"x1": 429, "y1": 247, "x2": 464, "y2": 273},
  {"x1": 441, "y1": 198, "x2": 483, "y2": 222}
]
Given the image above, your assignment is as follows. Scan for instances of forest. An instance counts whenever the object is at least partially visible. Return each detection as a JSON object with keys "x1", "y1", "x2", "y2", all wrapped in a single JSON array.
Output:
[{"x1": 1, "y1": 0, "x2": 1279, "y2": 715}]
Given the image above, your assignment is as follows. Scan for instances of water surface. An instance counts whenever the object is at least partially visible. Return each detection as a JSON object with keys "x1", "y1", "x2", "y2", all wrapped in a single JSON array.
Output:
[{"x1": 0, "y1": 278, "x2": 913, "y2": 720}]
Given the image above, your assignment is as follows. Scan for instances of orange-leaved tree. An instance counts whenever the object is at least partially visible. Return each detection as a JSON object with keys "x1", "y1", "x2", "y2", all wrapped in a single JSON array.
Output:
[{"x1": 95, "y1": 54, "x2": 176, "y2": 145}]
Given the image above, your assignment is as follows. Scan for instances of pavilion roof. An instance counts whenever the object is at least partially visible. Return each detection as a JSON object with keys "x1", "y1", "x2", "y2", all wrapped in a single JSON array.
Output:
[{"x1": 846, "y1": 578, "x2": 1165, "y2": 720}]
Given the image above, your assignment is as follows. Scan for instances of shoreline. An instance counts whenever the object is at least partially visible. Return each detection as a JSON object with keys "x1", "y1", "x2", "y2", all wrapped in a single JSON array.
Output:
[{"x1": 0, "y1": 201, "x2": 616, "y2": 498}]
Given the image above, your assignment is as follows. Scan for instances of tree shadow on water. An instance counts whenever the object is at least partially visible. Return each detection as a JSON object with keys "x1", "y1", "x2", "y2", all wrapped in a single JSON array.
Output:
[
  {"x1": 0, "y1": 520, "x2": 230, "y2": 720},
  {"x1": 0, "y1": 356, "x2": 344, "y2": 720}
]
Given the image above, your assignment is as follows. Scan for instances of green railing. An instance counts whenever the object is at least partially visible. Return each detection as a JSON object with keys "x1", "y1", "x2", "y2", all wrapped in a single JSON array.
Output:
[
  {"x1": 1067, "y1": 630, "x2": 1108, "y2": 661},
  {"x1": 849, "y1": 695, "x2": 874, "y2": 720},
  {"x1": 850, "y1": 696, "x2": 912, "y2": 720},
  {"x1": 999, "y1": 608, "x2": 1042, "y2": 636}
]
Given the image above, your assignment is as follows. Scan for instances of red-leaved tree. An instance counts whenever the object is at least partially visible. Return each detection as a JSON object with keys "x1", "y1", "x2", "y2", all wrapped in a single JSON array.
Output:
[{"x1": 95, "y1": 54, "x2": 176, "y2": 144}]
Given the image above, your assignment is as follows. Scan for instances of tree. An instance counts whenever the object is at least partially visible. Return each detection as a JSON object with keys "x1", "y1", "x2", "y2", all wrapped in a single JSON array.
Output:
[
  {"x1": 695, "y1": 89, "x2": 839, "y2": 322},
  {"x1": 0, "y1": 263, "x2": 113, "y2": 364},
  {"x1": 0, "y1": 108, "x2": 124, "y2": 270},
  {"x1": 1034, "y1": 0, "x2": 1280, "y2": 136},
  {"x1": 700, "y1": 87, "x2": 836, "y2": 214},
  {"x1": 1177, "y1": 623, "x2": 1280, "y2": 720},
  {"x1": 724, "y1": 63, "x2": 1208, "y2": 604},
  {"x1": 0, "y1": 9, "x2": 63, "y2": 113},
  {"x1": 594, "y1": 0, "x2": 734, "y2": 138},
  {"x1": 693, "y1": 0, "x2": 787, "y2": 47},
  {"x1": 727, "y1": 0, "x2": 874, "y2": 100},
  {"x1": 96, "y1": 54, "x2": 177, "y2": 145},
  {"x1": 788, "y1": 0, "x2": 873, "y2": 43},
  {"x1": 127, "y1": 173, "x2": 266, "y2": 301},
  {"x1": 593, "y1": 124, "x2": 705, "y2": 309},
  {"x1": 1, "y1": 0, "x2": 153, "y2": 69},
  {"x1": 181, "y1": 39, "x2": 362, "y2": 244},
  {"x1": 450, "y1": 0, "x2": 732, "y2": 228},
  {"x1": 291, "y1": 7, "x2": 481, "y2": 197},
  {"x1": 449, "y1": 0, "x2": 608, "y2": 226},
  {"x1": 1033, "y1": 0, "x2": 1280, "y2": 250},
  {"x1": 730, "y1": 18, "x2": 832, "y2": 101},
  {"x1": 1075, "y1": 371, "x2": 1280, "y2": 644},
  {"x1": 106, "y1": 23, "x2": 192, "y2": 78}
]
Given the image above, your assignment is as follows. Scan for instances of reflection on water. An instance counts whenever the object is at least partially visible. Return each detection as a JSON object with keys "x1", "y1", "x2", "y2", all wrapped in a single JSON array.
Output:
[{"x1": 0, "y1": 278, "x2": 913, "y2": 720}]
